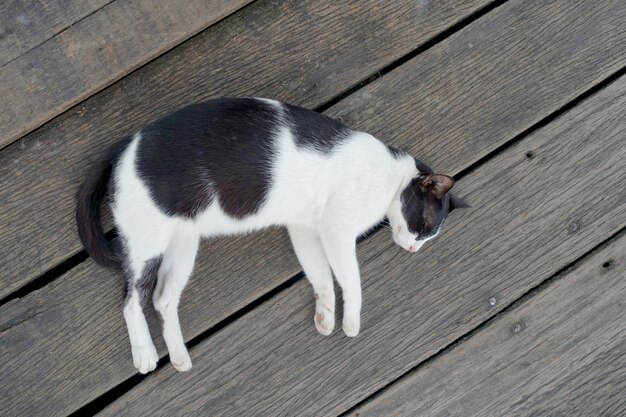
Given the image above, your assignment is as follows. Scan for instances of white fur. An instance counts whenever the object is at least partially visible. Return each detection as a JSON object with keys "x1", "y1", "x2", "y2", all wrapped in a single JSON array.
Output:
[{"x1": 112, "y1": 113, "x2": 425, "y2": 373}]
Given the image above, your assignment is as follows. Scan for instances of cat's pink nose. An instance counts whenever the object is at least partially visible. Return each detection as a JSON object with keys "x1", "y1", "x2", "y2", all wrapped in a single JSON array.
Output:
[{"x1": 409, "y1": 245, "x2": 417, "y2": 252}]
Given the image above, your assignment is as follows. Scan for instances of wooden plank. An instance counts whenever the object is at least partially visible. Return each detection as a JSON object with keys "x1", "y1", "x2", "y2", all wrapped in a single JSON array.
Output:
[
  {"x1": 348, "y1": 234, "x2": 626, "y2": 417},
  {"x1": 0, "y1": 1, "x2": 492, "y2": 416},
  {"x1": 0, "y1": 1, "x2": 624, "y2": 414},
  {"x1": 0, "y1": 0, "x2": 254, "y2": 150},
  {"x1": 0, "y1": 0, "x2": 494, "y2": 298},
  {"x1": 0, "y1": 230, "x2": 302, "y2": 417},
  {"x1": 0, "y1": 0, "x2": 110, "y2": 66},
  {"x1": 329, "y1": 0, "x2": 626, "y2": 176},
  {"x1": 99, "y1": 75, "x2": 626, "y2": 416}
]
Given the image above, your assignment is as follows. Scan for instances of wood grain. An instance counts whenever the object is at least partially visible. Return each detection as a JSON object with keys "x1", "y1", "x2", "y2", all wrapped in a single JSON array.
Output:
[
  {"x1": 0, "y1": 0, "x2": 491, "y2": 298},
  {"x1": 0, "y1": 0, "x2": 254, "y2": 150},
  {"x1": 99, "y1": 75, "x2": 626, "y2": 416},
  {"x1": 0, "y1": 1, "x2": 624, "y2": 414},
  {"x1": 0, "y1": 0, "x2": 110, "y2": 66},
  {"x1": 328, "y1": 0, "x2": 626, "y2": 176},
  {"x1": 0, "y1": 229, "x2": 302, "y2": 417},
  {"x1": 349, "y1": 234, "x2": 626, "y2": 417},
  {"x1": 0, "y1": 1, "x2": 491, "y2": 415}
]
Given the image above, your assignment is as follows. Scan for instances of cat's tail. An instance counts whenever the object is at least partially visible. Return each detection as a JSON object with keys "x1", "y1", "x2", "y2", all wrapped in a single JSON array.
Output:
[{"x1": 76, "y1": 137, "x2": 132, "y2": 269}]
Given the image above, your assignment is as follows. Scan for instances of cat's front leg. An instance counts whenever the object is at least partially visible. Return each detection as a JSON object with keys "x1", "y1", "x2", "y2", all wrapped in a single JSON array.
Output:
[
  {"x1": 288, "y1": 225, "x2": 335, "y2": 335},
  {"x1": 319, "y1": 232, "x2": 361, "y2": 337}
]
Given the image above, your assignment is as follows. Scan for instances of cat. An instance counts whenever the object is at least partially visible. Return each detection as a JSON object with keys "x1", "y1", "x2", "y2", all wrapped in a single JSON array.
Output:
[{"x1": 76, "y1": 97, "x2": 468, "y2": 374}]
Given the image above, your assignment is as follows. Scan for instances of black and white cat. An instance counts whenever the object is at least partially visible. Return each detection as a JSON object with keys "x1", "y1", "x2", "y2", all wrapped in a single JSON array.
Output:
[{"x1": 76, "y1": 97, "x2": 467, "y2": 374}]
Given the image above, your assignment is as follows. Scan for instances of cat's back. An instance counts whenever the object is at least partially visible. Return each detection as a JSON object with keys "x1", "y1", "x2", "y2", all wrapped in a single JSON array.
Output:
[
  {"x1": 137, "y1": 97, "x2": 278, "y2": 164},
  {"x1": 137, "y1": 96, "x2": 357, "y2": 156},
  {"x1": 129, "y1": 97, "x2": 357, "y2": 220}
]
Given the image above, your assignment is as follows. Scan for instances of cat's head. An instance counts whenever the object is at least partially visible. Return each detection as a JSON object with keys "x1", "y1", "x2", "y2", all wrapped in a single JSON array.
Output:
[{"x1": 387, "y1": 160, "x2": 468, "y2": 253}]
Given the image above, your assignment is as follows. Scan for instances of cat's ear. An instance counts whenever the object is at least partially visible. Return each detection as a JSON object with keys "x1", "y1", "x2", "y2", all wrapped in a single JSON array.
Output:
[
  {"x1": 420, "y1": 174, "x2": 454, "y2": 198},
  {"x1": 449, "y1": 193, "x2": 470, "y2": 212}
]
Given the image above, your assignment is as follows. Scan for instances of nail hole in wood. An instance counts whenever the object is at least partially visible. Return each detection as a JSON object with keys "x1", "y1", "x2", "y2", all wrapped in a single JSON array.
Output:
[
  {"x1": 602, "y1": 259, "x2": 614, "y2": 269},
  {"x1": 526, "y1": 150, "x2": 535, "y2": 159},
  {"x1": 510, "y1": 321, "x2": 525, "y2": 334}
]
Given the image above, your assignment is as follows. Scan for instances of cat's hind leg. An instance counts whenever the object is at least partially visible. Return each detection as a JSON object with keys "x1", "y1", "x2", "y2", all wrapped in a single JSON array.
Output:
[
  {"x1": 288, "y1": 225, "x2": 335, "y2": 336},
  {"x1": 122, "y1": 252, "x2": 163, "y2": 374},
  {"x1": 119, "y1": 222, "x2": 174, "y2": 374},
  {"x1": 153, "y1": 227, "x2": 199, "y2": 372}
]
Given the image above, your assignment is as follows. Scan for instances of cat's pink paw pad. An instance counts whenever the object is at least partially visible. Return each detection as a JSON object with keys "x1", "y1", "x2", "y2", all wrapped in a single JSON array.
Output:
[
  {"x1": 171, "y1": 349, "x2": 192, "y2": 372},
  {"x1": 314, "y1": 312, "x2": 333, "y2": 336}
]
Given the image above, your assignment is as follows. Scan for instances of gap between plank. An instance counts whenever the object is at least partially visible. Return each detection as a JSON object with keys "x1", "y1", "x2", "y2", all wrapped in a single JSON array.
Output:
[
  {"x1": 0, "y1": 230, "x2": 113, "y2": 307},
  {"x1": 455, "y1": 66, "x2": 626, "y2": 182},
  {"x1": 0, "y1": 0, "x2": 509, "y2": 306},
  {"x1": 68, "y1": 271, "x2": 304, "y2": 417},
  {"x1": 337, "y1": 225, "x2": 626, "y2": 417},
  {"x1": 65, "y1": 65, "x2": 625, "y2": 417},
  {"x1": 316, "y1": 0, "x2": 509, "y2": 113}
]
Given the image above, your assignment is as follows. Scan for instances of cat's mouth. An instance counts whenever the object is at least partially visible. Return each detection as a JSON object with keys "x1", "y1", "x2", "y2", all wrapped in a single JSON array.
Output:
[
  {"x1": 392, "y1": 233, "x2": 424, "y2": 253},
  {"x1": 407, "y1": 241, "x2": 425, "y2": 253}
]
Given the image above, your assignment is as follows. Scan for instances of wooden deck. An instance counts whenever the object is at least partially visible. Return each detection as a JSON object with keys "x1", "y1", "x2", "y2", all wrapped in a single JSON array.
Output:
[{"x1": 0, "y1": 1, "x2": 624, "y2": 416}]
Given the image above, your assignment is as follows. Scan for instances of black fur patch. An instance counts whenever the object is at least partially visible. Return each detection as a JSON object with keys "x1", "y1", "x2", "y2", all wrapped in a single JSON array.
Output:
[
  {"x1": 136, "y1": 98, "x2": 279, "y2": 218},
  {"x1": 387, "y1": 146, "x2": 407, "y2": 159},
  {"x1": 284, "y1": 103, "x2": 351, "y2": 153},
  {"x1": 401, "y1": 158, "x2": 448, "y2": 239},
  {"x1": 414, "y1": 158, "x2": 434, "y2": 175},
  {"x1": 136, "y1": 256, "x2": 162, "y2": 306}
]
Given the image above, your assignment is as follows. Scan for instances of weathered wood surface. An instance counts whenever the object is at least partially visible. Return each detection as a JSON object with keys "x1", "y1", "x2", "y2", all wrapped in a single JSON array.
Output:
[
  {"x1": 1, "y1": 1, "x2": 624, "y2": 416},
  {"x1": 349, "y1": 234, "x2": 626, "y2": 417},
  {"x1": 330, "y1": 0, "x2": 626, "y2": 176},
  {"x1": 0, "y1": 0, "x2": 493, "y2": 298},
  {"x1": 0, "y1": 0, "x2": 110, "y2": 66},
  {"x1": 0, "y1": 1, "x2": 493, "y2": 415},
  {"x1": 0, "y1": 0, "x2": 253, "y2": 150},
  {"x1": 100, "y1": 76, "x2": 626, "y2": 416},
  {"x1": 0, "y1": 230, "x2": 303, "y2": 417},
  {"x1": 0, "y1": 1, "x2": 624, "y2": 415}
]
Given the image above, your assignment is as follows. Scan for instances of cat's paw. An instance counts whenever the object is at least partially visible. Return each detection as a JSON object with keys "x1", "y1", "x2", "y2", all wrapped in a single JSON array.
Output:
[
  {"x1": 132, "y1": 344, "x2": 159, "y2": 374},
  {"x1": 314, "y1": 311, "x2": 334, "y2": 336},
  {"x1": 342, "y1": 317, "x2": 360, "y2": 337},
  {"x1": 170, "y1": 348, "x2": 192, "y2": 372}
]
